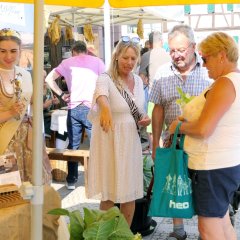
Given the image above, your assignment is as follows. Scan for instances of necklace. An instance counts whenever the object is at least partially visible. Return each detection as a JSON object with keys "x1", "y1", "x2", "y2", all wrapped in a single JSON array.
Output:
[{"x1": 0, "y1": 67, "x2": 15, "y2": 98}]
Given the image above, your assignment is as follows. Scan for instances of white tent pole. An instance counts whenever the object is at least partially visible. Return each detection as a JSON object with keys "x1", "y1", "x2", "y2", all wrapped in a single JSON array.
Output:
[
  {"x1": 31, "y1": 0, "x2": 44, "y2": 239},
  {"x1": 104, "y1": 0, "x2": 111, "y2": 68}
]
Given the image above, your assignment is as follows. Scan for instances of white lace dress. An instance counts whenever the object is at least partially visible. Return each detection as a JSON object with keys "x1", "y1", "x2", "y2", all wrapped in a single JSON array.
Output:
[{"x1": 87, "y1": 73, "x2": 145, "y2": 203}]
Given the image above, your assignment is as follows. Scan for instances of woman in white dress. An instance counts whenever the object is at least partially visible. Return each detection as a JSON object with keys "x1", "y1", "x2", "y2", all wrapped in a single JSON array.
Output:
[{"x1": 88, "y1": 36, "x2": 151, "y2": 226}]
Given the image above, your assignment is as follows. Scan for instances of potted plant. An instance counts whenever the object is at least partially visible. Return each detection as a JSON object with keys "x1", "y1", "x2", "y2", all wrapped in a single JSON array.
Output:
[{"x1": 49, "y1": 206, "x2": 142, "y2": 239}]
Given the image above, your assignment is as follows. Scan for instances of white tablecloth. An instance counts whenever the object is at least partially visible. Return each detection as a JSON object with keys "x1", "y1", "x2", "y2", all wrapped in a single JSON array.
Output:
[{"x1": 50, "y1": 110, "x2": 67, "y2": 135}]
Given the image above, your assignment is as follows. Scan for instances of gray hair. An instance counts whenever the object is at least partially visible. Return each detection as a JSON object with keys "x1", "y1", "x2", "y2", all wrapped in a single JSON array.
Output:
[
  {"x1": 168, "y1": 24, "x2": 195, "y2": 44},
  {"x1": 149, "y1": 31, "x2": 162, "y2": 44}
]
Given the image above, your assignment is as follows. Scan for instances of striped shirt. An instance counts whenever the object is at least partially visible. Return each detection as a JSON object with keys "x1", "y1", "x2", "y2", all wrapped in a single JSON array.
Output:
[{"x1": 149, "y1": 54, "x2": 212, "y2": 141}]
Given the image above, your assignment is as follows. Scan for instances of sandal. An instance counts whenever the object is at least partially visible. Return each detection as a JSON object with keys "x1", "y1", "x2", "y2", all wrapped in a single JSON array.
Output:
[{"x1": 167, "y1": 231, "x2": 187, "y2": 240}]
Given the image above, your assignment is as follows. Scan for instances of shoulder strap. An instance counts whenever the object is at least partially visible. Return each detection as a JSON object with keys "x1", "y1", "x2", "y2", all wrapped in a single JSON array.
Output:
[
  {"x1": 117, "y1": 87, "x2": 143, "y2": 129},
  {"x1": 104, "y1": 73, "x2": 143, "y2": 131}
]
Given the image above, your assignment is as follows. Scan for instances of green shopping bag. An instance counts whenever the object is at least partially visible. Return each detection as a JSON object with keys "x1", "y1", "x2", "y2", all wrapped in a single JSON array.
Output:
[{"x1": 148, "y1": 122, "x2": 195, "y2": 219}]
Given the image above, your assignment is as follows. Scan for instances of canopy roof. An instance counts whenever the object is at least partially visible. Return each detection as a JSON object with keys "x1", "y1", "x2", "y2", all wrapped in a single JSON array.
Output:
[{"x1": 46, "y1": 6, "x2": 184, "y2": 27}]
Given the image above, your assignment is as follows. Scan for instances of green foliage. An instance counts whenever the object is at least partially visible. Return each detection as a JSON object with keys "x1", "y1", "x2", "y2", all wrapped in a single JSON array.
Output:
[
  {"x1": 49, "y1": 206, "x2": 142, "y2": 240},
  {"x1": 143, "y1": 154, "x2": 153, "y2": 195},
  {"x1": 176, "y1": 87, "x2": 195, "y2": 109}
]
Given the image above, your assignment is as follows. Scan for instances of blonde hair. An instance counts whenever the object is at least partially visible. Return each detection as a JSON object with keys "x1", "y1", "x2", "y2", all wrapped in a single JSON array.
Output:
[
  {"x1": 198, "y1": 32, "x2": 238, "y2": 63},
  {"x1": 107, "y1": 40, "x2": 140, "y2": 88}
]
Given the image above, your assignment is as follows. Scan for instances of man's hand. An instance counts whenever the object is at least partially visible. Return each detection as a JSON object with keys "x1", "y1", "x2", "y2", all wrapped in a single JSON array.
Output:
[{"x1": 62, "y1": 93, "x2": 70, "y2": 103}]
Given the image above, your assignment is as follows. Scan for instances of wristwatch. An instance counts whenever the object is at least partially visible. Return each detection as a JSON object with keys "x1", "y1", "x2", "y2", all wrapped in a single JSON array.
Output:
[{"x1": 59, "y1": 92, "x2": 64, "y2": 98}]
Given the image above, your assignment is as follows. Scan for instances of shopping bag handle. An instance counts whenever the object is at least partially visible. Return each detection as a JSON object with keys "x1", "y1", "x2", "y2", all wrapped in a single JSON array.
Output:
[
  {"x1": 146, "y1": 166, "x2": 154, "y2": 200},
  {"x1": 171, "y1": 122, "x2": 185, "y2": 150}
]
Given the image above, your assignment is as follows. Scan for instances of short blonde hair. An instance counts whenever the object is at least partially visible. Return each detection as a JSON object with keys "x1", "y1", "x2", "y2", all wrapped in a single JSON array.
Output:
[{"x1": 198, "y1": 32, "x2": 238, "y2": 63}]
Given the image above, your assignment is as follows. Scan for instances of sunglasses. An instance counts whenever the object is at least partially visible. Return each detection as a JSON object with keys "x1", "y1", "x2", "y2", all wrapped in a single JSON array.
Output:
[
  {"x1": 201, "y1": 55, "x2": 210, "y2": 64},
  {"x1": 121, "y1": 36, "x2": 140, "y2": 44}
]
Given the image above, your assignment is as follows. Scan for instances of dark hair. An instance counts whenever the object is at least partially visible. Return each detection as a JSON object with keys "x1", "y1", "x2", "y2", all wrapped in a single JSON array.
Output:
[
  {"x1": 141, "y1": 47, "x2": 149, "y2": 56},
  {"x1": 71, "y1": 41, "x2": 87, "y2": 54}
]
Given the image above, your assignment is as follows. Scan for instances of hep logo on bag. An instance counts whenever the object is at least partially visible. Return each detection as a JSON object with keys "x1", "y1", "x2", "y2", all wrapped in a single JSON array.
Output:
[{"x1": 169, "y1": 200, "x2": 189, "y2": 209}]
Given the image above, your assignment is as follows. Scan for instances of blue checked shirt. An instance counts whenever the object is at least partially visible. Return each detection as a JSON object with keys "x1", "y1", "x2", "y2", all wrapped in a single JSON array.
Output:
[{"x1": 149, "y1": 54, "x2": 213, "y2": 141}]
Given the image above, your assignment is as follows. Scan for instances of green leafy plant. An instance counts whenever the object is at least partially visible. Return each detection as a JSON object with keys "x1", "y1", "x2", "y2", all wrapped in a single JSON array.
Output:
[
  {"x1": 176, "y1": 87, "x2": 195, "y2": 109},
  {"x1": 49, "y1": 206, "x2": 142, "y2": 240},
  {"x1": 143, "y1": 154, "x2": 153, "y2": 195}
]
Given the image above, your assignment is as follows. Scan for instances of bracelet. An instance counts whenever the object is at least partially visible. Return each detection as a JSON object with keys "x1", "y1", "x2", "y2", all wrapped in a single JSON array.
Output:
[{"x1": 59, "y1": 92, "x2": 64, "y2": 98}]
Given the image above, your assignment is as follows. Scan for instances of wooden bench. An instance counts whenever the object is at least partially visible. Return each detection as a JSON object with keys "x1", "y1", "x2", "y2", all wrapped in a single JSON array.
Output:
[{"x1": 46, "y1": 148, "x2": 89, "y2": 192}]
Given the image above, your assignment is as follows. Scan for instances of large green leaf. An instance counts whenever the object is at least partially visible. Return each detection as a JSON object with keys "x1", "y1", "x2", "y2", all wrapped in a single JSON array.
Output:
[
  {"x1": 108, "y1": 215, "x2": 134, "y2": 239},
  {"x1": 84, "y1": 208, "x2": 105, "y2": 227},
  {"x1": 69, "y1": 211, "x2": 84, "y2": 240},
  {"x1": 48, "y1": 208, "x2": 70, "y2": 216},
  {"x1": 83, "y1": 218, "x2": 116, "y2": 239},
  {"x1": 102, "y1": 207, "x2": 121, "y2": 221}
]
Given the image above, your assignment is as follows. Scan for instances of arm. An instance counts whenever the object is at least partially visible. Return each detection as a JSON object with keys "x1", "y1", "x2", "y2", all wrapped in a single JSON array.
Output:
[
  {"x1": 45, "y1": 69, "x2": 70, "y2": 102},
  {"x1": 152, "y1": 104, "x2": 165, "y2": 159},
  {"x1": 139, "y1": 73, "x2": 149, "y2": 85},
  {"x1": 43, "y1": 99, "x2": 52, "y2": 109},
  {"x1": 96, "y1": 95, "x2": 113, "y2": 133},
  {"x1": 169, "y1": 77, "x2": 235, "y2": 138}
]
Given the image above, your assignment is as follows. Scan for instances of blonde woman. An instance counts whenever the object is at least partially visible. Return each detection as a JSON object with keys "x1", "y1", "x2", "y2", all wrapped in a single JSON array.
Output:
[
  {"x1": 88, "y1": 37, "x2": 150, "y2": 226},
  {"x1": 170, "y1": 32, "x2": 240, "y2": 240}
]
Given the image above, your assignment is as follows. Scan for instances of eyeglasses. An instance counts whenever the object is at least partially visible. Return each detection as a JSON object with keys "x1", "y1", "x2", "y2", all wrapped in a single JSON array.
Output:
[
  {"x1": 121, "y1": 36, "x2": 140, "y2": 44},
  {"x1": 169, "y1": 43, "x2": 192, "y2": 56}
]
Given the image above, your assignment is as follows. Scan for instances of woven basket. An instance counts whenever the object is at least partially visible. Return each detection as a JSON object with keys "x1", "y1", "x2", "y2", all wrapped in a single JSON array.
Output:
[{"x1": 50, "y1": 160, "x2": 67, "y2": 182}]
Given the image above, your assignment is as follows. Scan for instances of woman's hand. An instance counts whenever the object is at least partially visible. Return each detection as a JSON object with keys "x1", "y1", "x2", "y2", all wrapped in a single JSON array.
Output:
[
  {"x1": 43, "y1": 99, "x2": 53, "y2": 109},
  {"x1": 169, "y1": 116, "x2": 185, "y2": 134},
  {"x1": 52, "y1": 95, "x2": 60, "y2": 105},
  {"x1": 138, "y1": 115, "x2": 151, "y2": 127},
  {"x1": 100, "y1": 107, "x2": 113, "y2": 133},
  {"x1": 11, "y1": 101, "x2": 25, "y2": 117}
]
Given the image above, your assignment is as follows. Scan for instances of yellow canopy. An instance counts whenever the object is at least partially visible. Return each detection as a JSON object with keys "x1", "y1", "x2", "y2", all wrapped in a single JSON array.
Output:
[
  {"x1": 110, "y1": 0, "x2": 240, "y2": 7},
  {"x1": 0, "y1": 0, "x2": 104, "y2": 8},
  {"x1": 0, "y1": 0, "x2": 238, "y2": 7}
]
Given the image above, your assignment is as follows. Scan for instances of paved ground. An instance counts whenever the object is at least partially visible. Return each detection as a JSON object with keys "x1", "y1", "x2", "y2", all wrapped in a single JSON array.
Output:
[{"x1": 51, "y1": 165, "x2": 240, "y2": 240}]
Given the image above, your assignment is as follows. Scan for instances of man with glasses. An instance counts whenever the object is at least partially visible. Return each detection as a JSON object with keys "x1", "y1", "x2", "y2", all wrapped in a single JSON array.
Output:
[{"x1": 149, "y1": 25, "x2": 212, "y2": 240}]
